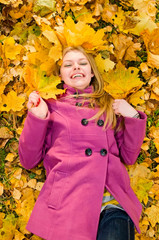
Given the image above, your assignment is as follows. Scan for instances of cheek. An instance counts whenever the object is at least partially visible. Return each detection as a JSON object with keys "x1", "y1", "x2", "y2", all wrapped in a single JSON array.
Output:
[{"x1": 60, "y1": 68, "x2": 68, "y2": 79}]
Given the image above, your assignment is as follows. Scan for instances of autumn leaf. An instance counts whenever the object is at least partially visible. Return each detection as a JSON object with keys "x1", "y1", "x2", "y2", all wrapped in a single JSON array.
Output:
[
  {"x1": 9, "y1": 3, "x2": 32, "y2": 19},
  {"x1": 56, "y1": 16, "x2": 107, "y2": 52},
  {"x1": 74, "y1": 7, "x2": 96, "y2": 24},
  {"x1": 128, "y1": 164, "x2": 153, "y2": 205},
  {"x1": 145, "y1": 205, "x2": 159, "y2": 227},
  {"x1": 103, "y1": 62, "x2": 143, "y2": 99},
  {"x1": 0, "y1": 91, "x2": 25, "y2": 112},
  {"x1": 0, "y1": 214, "x2": 17, "y2": 240},
  {"x1": 0, "y1": 0, "x2": 22, "y2": 6},
  {"x1": 95, "y1": 53, "x2": 115, "y2": 74},
  {"x1": 15, "y1": 188, "x2": 36, "y2": 234},
  {"x1": 14, "y1": 230, "x2": 25, "y2": 240},
  {"x1": 111, "y1": 7, "x2": 126, "y2": 32},
  {"x1": 126, "y1": 13, "x2": 158, "y2": 36},
  {"x1": 33, "y1": 0, "x2": 56, "y2": 16},
  {"x1": 142, "y1": 29, "x2": 159, "y2": 69},
  {"x1": 41, "y1": 24, "x2": 62, "y2": 62},
  {"x1": 133, "y1": 0, "x2": 157, "y2": 18},
  {"x1": 2, "y1": 37, "x2": 24, "y2": 60},
  {"x1": 23, "y1": 66, "x2": 64, "y2": 99},
  {"x1": 149, "y1": 126, "x2": 159, "y2": 154},
  {"x1": 5, "y1": 153, "x2": 15, "y2": 162},
  {"x1": 0, "y1": 182, "x2": 4, "y2": 196},
  {"x1": 0, "y1": 127, "x2": 14, "y2": 139},
  {"x1": 110, "y1": 33, "x2": 134, "y2": 61},
  {"x1": 128, "y1": 89, "x2": 145, "y2": 106}
]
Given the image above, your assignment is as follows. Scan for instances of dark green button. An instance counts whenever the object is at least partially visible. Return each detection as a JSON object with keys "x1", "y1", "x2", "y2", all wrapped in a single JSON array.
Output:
[
  {"x1": 81, "y1": 118, "x2": 88, "y2": 126},
  {"x1": 76, "y1": 102, "x2": 82, "y2": 107},
  {"x1": 85, "y1": 148, "x2": 92, "y2": 156},
  {"x1": 73, "y1": 92, "x2": 79, "y2": 98},
  {"x1": 97, "y1": 119, "x2": 104, "y2": 127},
  {"x1": 100, "y1": 149, "x2": 107, "y2": 156}
]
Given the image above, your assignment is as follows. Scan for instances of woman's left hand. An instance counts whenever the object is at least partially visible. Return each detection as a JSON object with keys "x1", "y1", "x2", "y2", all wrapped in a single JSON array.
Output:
[{"x1": 112, "y1": 99, "x2": 138, "y2": 118}]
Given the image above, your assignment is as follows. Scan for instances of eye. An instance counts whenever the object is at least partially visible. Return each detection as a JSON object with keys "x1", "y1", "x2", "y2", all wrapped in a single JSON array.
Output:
[
  {"x1": 64, "y1": 64, "x2": 72, "y2": 67},
  {"x1": 79, "y1": 62, "x2": 88, "y2": 65}
]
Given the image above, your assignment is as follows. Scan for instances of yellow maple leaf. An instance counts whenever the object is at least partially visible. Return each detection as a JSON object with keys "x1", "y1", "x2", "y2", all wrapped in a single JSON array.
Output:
[
  {"x1": 41, "y1": 24, "x2": 61, "y2": 45},
  {"x1": 128, "y1": 89, "x2": 145, "y2": 106},
  {"x1": 0, "y1": 91, "x2": 25, "y2": 112},
  {"x1": 111, "y1": 7, "x2": 126, "y2": 31},
  {"x1": 23, "y1": 66, "x2": 64, "y2": 99},
  {"x1": 2, "y1": 37, "x2": 24, "y2": 60},
  {"x1": 150, "y1": 92, "x2": 159, "y2": 101},
  {"x1": 9, "y1": 3, "x2": 32, "y2": 19},
  {"x1": 13, "y1": 188, "x2": 21, "y2": 200},
  {"x1": 147, "y1": 51, "x2": 159, "y2": 69},
  {"x1": 74, "y1": 7, "x2": 96, "y2": 24},
  {"x1": 0, "y1": 182, "x2": 4, "y2": 196},
  {"x1": 40, "y1": 24, "x2": 62, "y2": 62},
  {"x1": 126, "y1": 13, "x2": 157, "y2": 36},
  {"x1": 0, "y1": 214, "x2": 17, "y2": 240},
  {"x1": 5, "y1": 153, "x2": 15, "y2": 162},
  {"x1": 95, "y1": 53, "x2": 115, "y2": 74},
  {"x1": 103, "y1": 62, "x2": 143, "y2": 99},
  {"x1": 142, "y1": 29, "x2": 159, "y2": 69},
  {"x1": 128, "y1": 164, "x2": 153, "y2": 205},
  {"x1": 149, "y1": 126, "x2": 159, "y2": 154},
  {"x1": 14, "y1": 230, "x2": 25, "y2": 240},
  {"x1": 56, "y1": 16, "x2": 107, "y2": 52},
  {"x1": 0, "y1": 127, "x2": 13, "y2": 139},
  {"x1": 16, "y1": 188, "x2": 35, "y2": 234},
  {"x1": 124, "y1": 43, "x2": 141, "y2": 61},
  {"x1": 33, "y1": 0, "x2": 56, "y2": 17},
  {"x1": 133, "y1": 0, "x2": 157, "y2": 18},
  {"x1": 145, "y1": 205, "x2": 159, "y2": 227},
  {"x1": 0, "y1": 0, "x2": 22, "y2": 7},
  {"x1": 110, "y1": 33, "x2": 133, "y2": 61}
]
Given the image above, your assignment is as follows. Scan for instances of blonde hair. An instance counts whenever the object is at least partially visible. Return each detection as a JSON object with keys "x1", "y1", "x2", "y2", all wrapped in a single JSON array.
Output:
[{"x1": 61, "y1": 46, "x2": 117, "y2": 129}]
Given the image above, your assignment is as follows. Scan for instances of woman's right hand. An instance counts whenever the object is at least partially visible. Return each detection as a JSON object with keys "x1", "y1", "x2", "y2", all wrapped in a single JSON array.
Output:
[{"x1": 27, "y1": 91, "x2": 48, "y2": 119}]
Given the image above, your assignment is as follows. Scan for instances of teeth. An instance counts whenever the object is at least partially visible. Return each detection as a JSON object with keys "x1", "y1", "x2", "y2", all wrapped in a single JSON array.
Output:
[{"x1": 72, "y1": 74, "x2": 83, "y2": 79}]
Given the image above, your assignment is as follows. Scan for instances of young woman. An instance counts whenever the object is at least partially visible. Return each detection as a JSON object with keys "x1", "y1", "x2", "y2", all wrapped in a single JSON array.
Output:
[{"x1": 19, "y1": 46, "x2": 147, "y2": 240}]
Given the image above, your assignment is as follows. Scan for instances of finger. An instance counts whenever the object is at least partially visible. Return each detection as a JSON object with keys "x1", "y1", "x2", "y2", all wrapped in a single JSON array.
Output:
[
  {"x1": 28, "y1": 97, "x2": 41, "y2": 108},
  {"x1": 27, "y1": 101, "x2": 34, "y2": 109},
  {"x1": 112, "y1": 102, "x2": 119, "y2": 110}
]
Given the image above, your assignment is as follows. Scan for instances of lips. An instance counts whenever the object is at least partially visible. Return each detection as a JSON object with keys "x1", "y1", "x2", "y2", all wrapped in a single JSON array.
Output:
[{"x1": 71, "y1": 73, "x2": 85, "y2": 79}]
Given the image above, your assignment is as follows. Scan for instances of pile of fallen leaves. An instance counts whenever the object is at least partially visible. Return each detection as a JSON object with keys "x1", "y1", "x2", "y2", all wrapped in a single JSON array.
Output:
[{"x1": 0, "y1": 0, "x2": 159, "y2": 239}]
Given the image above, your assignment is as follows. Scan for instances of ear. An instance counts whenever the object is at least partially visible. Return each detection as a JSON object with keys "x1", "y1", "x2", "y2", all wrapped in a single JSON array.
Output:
[{"x1": 91, "y1": 72, "x2": 94, "y2": 78}]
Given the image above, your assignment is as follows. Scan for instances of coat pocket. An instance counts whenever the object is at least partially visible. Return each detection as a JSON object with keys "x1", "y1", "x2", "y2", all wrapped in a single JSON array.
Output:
[{"x1": 48, "y1": 171, "x2": 68, "y2": 210}]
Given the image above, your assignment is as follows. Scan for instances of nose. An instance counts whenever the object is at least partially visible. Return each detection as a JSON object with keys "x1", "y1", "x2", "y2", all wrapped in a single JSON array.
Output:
[{"x1": 73, "y1": 62, "x2": 80, "y2": 70}]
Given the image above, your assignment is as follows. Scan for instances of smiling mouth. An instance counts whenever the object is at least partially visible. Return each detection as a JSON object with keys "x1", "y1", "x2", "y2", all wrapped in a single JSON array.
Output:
[{"x1": 72, "y1": 74, "x2": 84, "y2": 79}]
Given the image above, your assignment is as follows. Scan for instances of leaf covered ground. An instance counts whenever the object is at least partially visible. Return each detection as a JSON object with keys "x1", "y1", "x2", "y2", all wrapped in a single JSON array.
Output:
[{"x1": 0, "y1": 0, "x2": 159, "y2": 239}]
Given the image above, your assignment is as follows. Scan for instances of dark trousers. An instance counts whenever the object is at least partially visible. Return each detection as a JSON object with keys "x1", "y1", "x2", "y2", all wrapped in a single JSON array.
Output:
[{"x1": 97, "y1": 208, "x2": 135, "y2": 240}]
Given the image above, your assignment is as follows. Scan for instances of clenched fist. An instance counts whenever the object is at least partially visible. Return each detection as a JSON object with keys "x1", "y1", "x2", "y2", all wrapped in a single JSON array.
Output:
[
  {"x1": 27, "y1": 91, "x2": 48, "y2": 119},
  {"x1": 112, "y1": 99, "x2": 138, "y2": 118}
]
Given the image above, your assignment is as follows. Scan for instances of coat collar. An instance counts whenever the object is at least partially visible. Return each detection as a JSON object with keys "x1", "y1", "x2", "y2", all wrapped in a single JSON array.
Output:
[{"x1": 63, "y1": 84, "x2": 93, "y2": 95}]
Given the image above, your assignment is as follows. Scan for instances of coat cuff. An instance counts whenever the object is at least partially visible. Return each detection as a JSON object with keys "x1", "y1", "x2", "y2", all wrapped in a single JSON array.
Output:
[{"x1": 123, "y1": 111, "x2": 147, "y2": 150}]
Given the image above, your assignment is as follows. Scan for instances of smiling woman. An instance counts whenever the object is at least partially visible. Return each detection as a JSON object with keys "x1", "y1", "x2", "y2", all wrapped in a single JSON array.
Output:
[
  {"x1": 18, "y1": 46, "x2": 147, "y2": 240},
  {"x1": 60, "y1": 49, "x2": 94, "y2": 90}
]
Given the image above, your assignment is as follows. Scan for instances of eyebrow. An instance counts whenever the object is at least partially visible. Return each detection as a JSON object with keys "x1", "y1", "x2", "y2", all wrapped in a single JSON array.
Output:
[{"x1": 63, "y1": 58, "x2": 87, "y2": 62}]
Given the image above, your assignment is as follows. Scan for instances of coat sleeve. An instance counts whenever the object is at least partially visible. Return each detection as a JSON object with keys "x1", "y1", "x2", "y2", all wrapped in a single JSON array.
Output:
[
  {"x1": 18, "y1": 110, "x2": 51, "y2": 170},
  {"x1": 114, "y1": 111, "x2": 147, "y2": 165}
]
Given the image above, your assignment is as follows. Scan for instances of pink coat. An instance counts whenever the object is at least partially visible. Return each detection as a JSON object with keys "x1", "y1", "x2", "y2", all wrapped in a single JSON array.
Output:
[{"x1": 19, "y1": 85, "x2": 147, "y2": 240}]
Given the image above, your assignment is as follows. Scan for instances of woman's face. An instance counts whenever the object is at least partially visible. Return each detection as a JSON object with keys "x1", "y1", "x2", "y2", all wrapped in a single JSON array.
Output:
[{"x1": 60, "y1": 50, "x2": 94, "y2": 90}]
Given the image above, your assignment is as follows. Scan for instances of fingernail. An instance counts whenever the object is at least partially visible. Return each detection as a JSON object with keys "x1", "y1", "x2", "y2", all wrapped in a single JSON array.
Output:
[{"x1": 36, "y1": 98, "x2": 40, "y2": 107}]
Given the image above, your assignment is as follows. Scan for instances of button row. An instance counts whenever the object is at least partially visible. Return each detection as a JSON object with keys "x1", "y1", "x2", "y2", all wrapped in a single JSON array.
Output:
[
  {"x1": 81, "y1": 118, "x2": 104, "y2": 126},
  {"x1": 85, "y1": 148, "x2": 107, "y2": 156}
]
